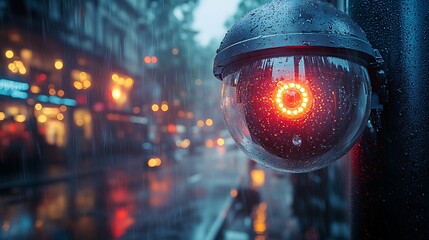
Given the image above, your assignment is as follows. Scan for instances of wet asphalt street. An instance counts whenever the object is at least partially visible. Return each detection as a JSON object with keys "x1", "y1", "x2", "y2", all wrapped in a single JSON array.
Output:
[{"x1": 0, "y1": 147, "x2": 248, "y2": 240}]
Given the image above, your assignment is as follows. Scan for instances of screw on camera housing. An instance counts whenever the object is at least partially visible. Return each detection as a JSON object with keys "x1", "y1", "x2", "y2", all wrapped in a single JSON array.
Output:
[{"x1": 213, "y1": 0, "x2": 387, "y2": 173}]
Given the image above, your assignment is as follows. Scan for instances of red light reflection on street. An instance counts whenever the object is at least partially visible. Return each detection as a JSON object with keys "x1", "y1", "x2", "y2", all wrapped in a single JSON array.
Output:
[
  {"x1": 107, "y1": 170, "x2": 136, "y2": 239},
  {"x1": 112, "y1": 207, "x2": 135, "y2": 239}
]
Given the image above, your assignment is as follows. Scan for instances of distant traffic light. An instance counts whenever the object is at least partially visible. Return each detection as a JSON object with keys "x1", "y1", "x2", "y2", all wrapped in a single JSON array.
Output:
[{"x1": 144, "y1": 56, "x2": 158, "y2": 65}]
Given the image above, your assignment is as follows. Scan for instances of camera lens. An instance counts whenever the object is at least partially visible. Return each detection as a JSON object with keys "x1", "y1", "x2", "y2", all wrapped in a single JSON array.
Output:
[{"x1": 221, "y1": 55, "x2": 371, "y2": 172}]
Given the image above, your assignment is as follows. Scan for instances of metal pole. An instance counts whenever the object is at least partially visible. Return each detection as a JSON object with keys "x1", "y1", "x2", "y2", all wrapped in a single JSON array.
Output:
[{"x1": 348, "y1": 0, "x2": 429, "y2": 239}]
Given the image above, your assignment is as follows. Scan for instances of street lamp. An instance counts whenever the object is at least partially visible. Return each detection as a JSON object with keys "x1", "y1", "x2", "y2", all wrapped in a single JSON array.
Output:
[{"x1": 213, "y1": 0, "x2": 386, "y2": 173}]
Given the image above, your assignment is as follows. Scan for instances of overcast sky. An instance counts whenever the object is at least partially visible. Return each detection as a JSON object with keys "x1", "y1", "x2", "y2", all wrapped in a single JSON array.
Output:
[{"x1": 192, "y1": 0, "x2": 240, "y2": 46}]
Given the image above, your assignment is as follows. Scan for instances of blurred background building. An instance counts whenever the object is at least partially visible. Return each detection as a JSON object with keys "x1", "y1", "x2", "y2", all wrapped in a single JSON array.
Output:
[{"x1": 0, "y1": 0, "x2": 220, "y2": 171}]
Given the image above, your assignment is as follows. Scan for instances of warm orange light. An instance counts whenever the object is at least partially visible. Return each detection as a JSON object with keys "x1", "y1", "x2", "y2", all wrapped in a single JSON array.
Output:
[
  {"x1": 151, "y1": 56, "x2": 158, "y2": 64},
  {"x1": 112, "y1": 88, "x2": 122, "y2": 100},
  {"x1": 57, "y1": 90, "x2": 65, "y2": 97},
  {"x1": 161, "y1": 104, "x2": 169, "y2": 112},
  {"x1": 275, "y1": 82, "x2": 311, "y2": 118},
  {"x1": 181, "y1": 139, "x2": 191, "y2": 148},
  {"x1": 144, "y1": 56, "x2": 151, "y2": 64},
  {"x1": 253, "y1": 223, "x2": 266, "y2": 234},
  {"x1": 14, "y1": 114, "x2": 26, "y2": 123},
  {"x1": 72, "y1": 70, "x2": 92, "y2": 90},
  {"x1": 42, "y1": 107, "x2": 59, "y2": 115},
  {"x1": 196, "y1": 120, "x2": 204, "y2": 128},
  {"x1": 79, "y1": 71, "x2": 87, "y2": 79},
  {"x1": 57, "y1": 113, "x2": 64, "y2": 121},
  {"x1": 125, "y1": 78, "x2": 134, "y2": 87},
  {"x1": 49, "y1": 88, "x2": 56, "y2": 96},
  {"x1": 251, "y1": 169, "x2": 265, "y2": 187},
  {"x1": 148, "y1": 158, "x2": 162, "y2": 167},
  {"x1": 73, "y1": 81, "x2": 83, "y2": 90},
  {"x1": 253, "y1": 202, "x2": 267, "y2": 235},
  {"x1": 9, "y1": 60, "x2": 26, "y2": 74},
  {"x1": 230, "y1": 189, "x2": 238, "y2": 198},
  {"x1": 35, "y1": 103, "x2": 42, "y2": 111},
  {"x1": 75, "y1": 119, "x2": 84, "y2": 126},
  {"x1": 5, "y1": 50, "x2": 14, "y2": 58},
  {"x1": 15, "y1": 60, "x2": 23, "y2": 67},
  {"x1": 205, "y1": 139, "x2": 214, "y2": 148},
  {"x1": 18, "y1": 67, "x2": 26, "y2": 74},
  {"x1": 8, "y1": 63, "x2": 17, "y2": 73},
  {"x1": 148, "y1": 158, "x2": 157, "y2": 167},
  {"x1": 205, "y1": 118, "x2": 213, "y2": 126},
  {"x1": 21, "y1": 49, "x2": 32, "y2": 60},
  {"x1": 217, "y1": 138, "x2": 225, "y2": 146},
  {"x1": 54, "y1": 59, "x2": 63, "y2": 70},
  {"x1": 0, "y1": 112, "x2": 5, "y2": 121},
  {"x1": 83, "y1": 80, "x2": 91, "y2": 89},
  {"x1": 30, "y1": 85, "x2": 40, "y2": 94},
  {"x1": 151, "y1": 104, "x2": 159, "y2": 112}
]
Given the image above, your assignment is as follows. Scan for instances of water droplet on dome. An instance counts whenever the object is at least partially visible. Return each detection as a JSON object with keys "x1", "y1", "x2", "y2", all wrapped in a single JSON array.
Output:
[{"x1": 292, "y1": 135, "x2": 302, "y2": 147}]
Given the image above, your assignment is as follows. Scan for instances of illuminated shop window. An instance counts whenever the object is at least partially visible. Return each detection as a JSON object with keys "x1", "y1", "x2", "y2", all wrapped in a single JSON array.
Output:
[
  {"x1": 34, "y1": 105, "x2": 67, "y2": 147},
  {"x1": 109, "y1": 73, "x2": 134, "y2": 110},
  {"x1": 73, "y1": 109, "x2": 93, "y2": 139}
]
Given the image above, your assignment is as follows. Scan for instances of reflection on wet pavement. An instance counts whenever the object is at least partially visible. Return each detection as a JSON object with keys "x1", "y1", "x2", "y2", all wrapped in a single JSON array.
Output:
[{"x1": 0, "y1": 148, "x2": 247, "y2": 239}]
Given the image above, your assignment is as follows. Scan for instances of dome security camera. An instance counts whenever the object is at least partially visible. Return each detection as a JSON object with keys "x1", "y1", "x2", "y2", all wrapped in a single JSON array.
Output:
[{"x1": 213, "y1": 0, "x2": 387, "y2": 172}]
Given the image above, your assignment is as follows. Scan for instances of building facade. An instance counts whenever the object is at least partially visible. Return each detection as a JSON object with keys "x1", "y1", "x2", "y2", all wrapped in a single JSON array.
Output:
[{"x1": 0, "y1": 0, "x2": 156, "y2": 178}]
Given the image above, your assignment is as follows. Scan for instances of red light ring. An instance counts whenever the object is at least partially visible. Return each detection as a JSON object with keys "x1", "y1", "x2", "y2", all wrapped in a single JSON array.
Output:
[{"x1": 275, "y1": 82, "x2": 311, "y2": 118}]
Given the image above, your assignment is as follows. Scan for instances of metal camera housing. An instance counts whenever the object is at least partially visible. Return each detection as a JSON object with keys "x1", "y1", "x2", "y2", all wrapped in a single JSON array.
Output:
[{"x1": 214, "y1": 0, "x2": 381, "y2": 172}]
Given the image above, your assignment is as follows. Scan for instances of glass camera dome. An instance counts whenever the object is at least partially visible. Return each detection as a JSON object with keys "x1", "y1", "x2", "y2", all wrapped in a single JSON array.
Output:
[{"x1": 221, "y1": 55, "x2": 371, "y2": 172}]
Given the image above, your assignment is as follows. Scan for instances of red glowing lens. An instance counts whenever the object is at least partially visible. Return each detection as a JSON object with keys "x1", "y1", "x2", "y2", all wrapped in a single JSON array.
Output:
[
  {"x1": 220, "y1": 55, "x2": 372, "y2": 172},
  {"x1": 275, "y1": 82, "x2": 311, "y2": 117},
  {"x1": 283, "y1": 89, "x2": 302, "y2": 108}
]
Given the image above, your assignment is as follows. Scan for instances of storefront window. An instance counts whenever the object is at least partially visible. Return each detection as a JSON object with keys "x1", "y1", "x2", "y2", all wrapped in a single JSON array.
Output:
[
  {"x1": 108, "y1": 73, "x2": 134, "y2": 111},
  {"x1": 73, "y1": 109, "x2": 93, "y2": 139},
  {"x1": 34, "y1": 104, "x2": 67, "y2": 147}
]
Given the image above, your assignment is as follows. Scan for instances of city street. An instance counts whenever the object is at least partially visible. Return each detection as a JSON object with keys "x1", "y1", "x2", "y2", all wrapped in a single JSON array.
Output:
[
  {"x1": 0, "y1": 147, "x2": 249, "y2": 239},
  {"x1": 0, "y1": 0, "x2": 425, "y2": 238},
  {"x1": 0, "y1": 1, "x2": 356, "y2": 239}
]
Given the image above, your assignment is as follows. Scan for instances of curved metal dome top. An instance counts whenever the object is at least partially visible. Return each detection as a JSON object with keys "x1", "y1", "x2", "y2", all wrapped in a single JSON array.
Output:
[{"x1": 214, "y1": 0, "x2": 376, "y2": 79}]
